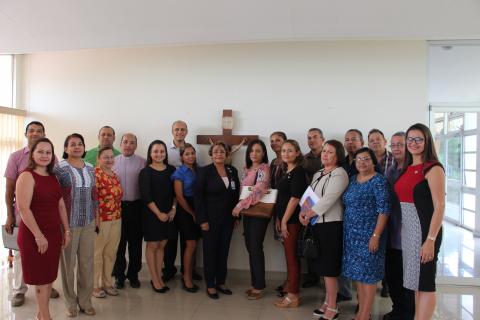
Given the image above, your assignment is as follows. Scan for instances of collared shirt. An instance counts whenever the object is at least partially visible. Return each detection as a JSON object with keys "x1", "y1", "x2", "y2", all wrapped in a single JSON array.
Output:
[
  {"x1": 54, "y1": 160, "x2": 98, "y2": 228},
  {"x1": 378, "y1": 150, "x2": 395, "y2": 175},
  {"x1": 95, "y1": 167, "x2": 123, "y2": 221},
  {"x1": 167, "y1": 140, "x2": 182, "y2": 168},
  {"x1": 113, "y1": 154, "x2": 146, "y2": 201},
  {"x1": 4, "y1": 147, "x2": 30, "y2": 219},
  {"x1": 386, "y1": 161, "x2": 403, "y2": 250},
  {"x1": 84, "y1": 146, "x2": 121, "y2": 166},
  {"x1": 303, "y1": 150, "x2": 323, "y2": 182},
  {"x1": 343, "y1": 155, "x2": 358, "y2": 178},
  {"x1": 171, "y1": 164, "x2": 197, "y2": 197}
]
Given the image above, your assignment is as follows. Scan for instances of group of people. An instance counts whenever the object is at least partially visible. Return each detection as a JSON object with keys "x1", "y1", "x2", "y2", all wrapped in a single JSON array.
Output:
[{"x1": 4, "y1": 119, "x2": 444, "y2": 320}]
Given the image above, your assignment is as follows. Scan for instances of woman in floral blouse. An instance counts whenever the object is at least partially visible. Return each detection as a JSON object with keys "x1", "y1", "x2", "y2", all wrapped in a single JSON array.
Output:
[{"x1": 93, "y1": 146, "x2": 123, "y2": 298}]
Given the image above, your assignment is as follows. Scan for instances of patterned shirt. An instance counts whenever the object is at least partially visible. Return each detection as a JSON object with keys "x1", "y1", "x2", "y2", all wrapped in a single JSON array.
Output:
[
  {"x1": 95, "y1": 167, "x2": 123, "y2": 221},
  {"x1": 54, "y1": 160, "x2": 98, "y2": 228},
  {"x1": 237, "y1": 163, "x2": 270, "y2": 210}
]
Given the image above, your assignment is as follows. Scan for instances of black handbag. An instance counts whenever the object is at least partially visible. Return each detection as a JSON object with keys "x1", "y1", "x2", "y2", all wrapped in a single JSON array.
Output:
[{"x1": 297, "y1": 224, "x2": 319, "y2": 259}]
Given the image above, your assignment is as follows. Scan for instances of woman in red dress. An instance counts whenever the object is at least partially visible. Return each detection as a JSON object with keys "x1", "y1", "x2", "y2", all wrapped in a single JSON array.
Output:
[{"x1": 16, "y1": 138, "x2": 71, "y2": 320}]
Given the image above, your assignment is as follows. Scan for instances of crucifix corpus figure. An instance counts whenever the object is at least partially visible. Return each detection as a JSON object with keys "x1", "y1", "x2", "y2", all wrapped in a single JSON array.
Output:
[{"x1": 197, "y1": 109, "x2": 258, "y2": 163}]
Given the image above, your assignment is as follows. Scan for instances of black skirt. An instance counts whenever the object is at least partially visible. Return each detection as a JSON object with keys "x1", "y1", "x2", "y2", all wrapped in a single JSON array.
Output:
[{"x1": 312, "y1": 221, "x2": 343, "y2": 277}]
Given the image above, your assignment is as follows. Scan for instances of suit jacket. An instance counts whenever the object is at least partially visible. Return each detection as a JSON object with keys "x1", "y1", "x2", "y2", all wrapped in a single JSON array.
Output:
[{"x1": 194, "y1": 163, "x2": 240, "y2": 225}]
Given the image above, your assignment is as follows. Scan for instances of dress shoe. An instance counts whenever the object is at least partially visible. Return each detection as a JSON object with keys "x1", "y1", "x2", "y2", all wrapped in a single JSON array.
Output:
[
  {"x1": 150, "y1": 280, "x2": 169, "y2": 293},
  {"x1": 216, "y1": 286, "x2": 233, "y2": 295},
  {"x1": 115, "y1": 278, "x2": 125, "y2": 289},
  {"x1": 192, "y1": 271, "x2": 203, "y2": 281},
  {"x1": 128, "y1": 278, "x2": 141, "y2": 288},
  {"x1": 11, "y1": 293, "x2": 25, "y2": 307},
  {"x1": 50, "y1": 288, "x2": 60, "y2": 298},
  {"x1": 182, "y1": 278, "x2": 199, "y2": 293},
  {"x1": 336, "y1": 293, "x2": 352, "y2": 302},
  {"x1": 206, "y1": 289, "x2": 219, "y2": 299}
]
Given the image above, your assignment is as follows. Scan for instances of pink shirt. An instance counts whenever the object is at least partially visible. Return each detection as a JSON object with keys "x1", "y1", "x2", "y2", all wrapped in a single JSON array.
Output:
[
  {"x1": 4, "y1": 147, "x2": 30, "y2": 220},
  {"x1": 237, "y1": 163, "x2": 270, "y2": 210}
]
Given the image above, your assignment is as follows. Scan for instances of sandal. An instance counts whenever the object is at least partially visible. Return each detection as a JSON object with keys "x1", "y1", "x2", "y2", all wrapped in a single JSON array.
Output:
[
  {"x1": 104, "y1": 287, "x2": 119, "y2": 296},
  {"x1": 313, "y1": 301, "x2": 328, "y2": 317},
  {"x1": 321, "y1": 306, "x2": 339, "y2": 320},
  {"x1": 274, "y1": 296, "x2": 301, "y2": 308},
  {"x1": 93, "y1": 289, "x2": 106, "y2": 298},
  {"x1": 66, "y1": 307, "x2": 78, "y2": 318}
]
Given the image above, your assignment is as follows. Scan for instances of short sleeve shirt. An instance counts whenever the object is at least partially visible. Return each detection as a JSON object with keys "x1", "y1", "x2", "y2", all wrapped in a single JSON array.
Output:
[{"x1": 273, "y1": 165, "x2": 308, "y2": 224}]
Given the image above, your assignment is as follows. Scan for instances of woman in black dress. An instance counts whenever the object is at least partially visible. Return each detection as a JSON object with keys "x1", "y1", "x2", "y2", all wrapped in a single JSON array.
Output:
[
  {"x1": 194, "y1": 141, "x2": 240, "y2": 299},
  {"x1": 139, "y1": 140, "x2": 176, "y2": 293}
]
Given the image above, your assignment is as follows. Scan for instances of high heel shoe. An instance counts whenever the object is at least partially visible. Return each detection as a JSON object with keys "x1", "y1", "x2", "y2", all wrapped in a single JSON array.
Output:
[
  {"x1": 150, "y1": 280, "x2": 169, "y2": 293},
  {"x1": 206, "y1": 289, "x2": 219, "y2": 299},
  {"x1": 182, "y1": 279, "x2": 199, "y2": 293}
]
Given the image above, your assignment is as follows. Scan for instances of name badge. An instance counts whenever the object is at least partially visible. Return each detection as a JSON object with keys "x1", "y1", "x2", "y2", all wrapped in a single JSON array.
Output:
[{"x1": 230, "y1": 181, "x2": 236, "y2": 190}]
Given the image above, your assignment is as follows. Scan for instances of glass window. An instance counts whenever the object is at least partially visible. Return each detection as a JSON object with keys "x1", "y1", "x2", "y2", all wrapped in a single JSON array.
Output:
[
  {"x1": 463, "y1": 193, "x2": 476, "y2": 211},
  {"x1": 464, "y1": 135, "x2": 477, "y2": 152},
  {"x1": 464, "y1": 153, "x2": 476, "y2": 170},
  {"x1": 464, "y1": 171, "x2": 476, "y2": 188},
  {"x1": 448, "y1": 115, "x2": 463, "y2": 132},
  {"x1": 447, "y1": 137, "x2": 462, "y2": 180},
  {"x1": 464, "y1": 113, "x2": 477, "y2": 130},
  {"x1": 0, "y1": 55, "x2": 13, "y2": 107},
  {"x1": 463, "y1": 209, "x2": 475, "y2": 231}
]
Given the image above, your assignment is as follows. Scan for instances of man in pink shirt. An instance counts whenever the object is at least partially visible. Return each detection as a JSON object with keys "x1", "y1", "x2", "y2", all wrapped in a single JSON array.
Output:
[{"x1": 3, "y1": 121, "x2": 60, "y2": 306}]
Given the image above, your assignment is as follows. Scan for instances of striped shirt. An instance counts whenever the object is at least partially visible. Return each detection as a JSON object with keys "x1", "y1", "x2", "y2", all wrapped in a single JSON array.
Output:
[{"x1": 54, "y1": 160, "x2": 98, "y2": 228}]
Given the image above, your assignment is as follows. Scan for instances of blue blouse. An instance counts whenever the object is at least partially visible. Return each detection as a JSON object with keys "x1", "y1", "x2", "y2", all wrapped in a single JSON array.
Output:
[{"x1": 171, "y1": 164, "x2": 197, "y2": 197}]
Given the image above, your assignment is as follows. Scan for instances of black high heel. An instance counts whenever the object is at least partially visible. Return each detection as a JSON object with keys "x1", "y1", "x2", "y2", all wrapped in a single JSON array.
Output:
[
  {"x1": 206, "y1": 289, "x2": 219, "y2": 299},
  {"x1": 182, "y1": 278, "x2": 199, "y2": 293},
  {"x1": 150, "y1": 280, "x2": 169, "y2": 293}
]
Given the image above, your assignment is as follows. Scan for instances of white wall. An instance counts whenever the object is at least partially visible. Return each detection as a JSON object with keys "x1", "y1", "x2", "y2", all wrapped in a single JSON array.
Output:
[{"x1": 21, "y1": 41, "x2": 428, "y2": 271}]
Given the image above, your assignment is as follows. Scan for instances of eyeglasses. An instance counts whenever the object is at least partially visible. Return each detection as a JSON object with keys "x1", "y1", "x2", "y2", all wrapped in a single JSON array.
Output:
[
  {"x1": 406, "y1": 137, "x2": 424, "y2": 145},
  {"x1": 354, "y1": 156, "x2": 372, "y2": 162},
  {"x1": 389, "y1": 143, "x2": 405, "y2": 149}
]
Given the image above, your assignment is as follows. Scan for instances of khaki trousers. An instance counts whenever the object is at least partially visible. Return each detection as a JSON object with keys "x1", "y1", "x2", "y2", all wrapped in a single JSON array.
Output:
[
  {"x1": 94, "y1": 219, "x2": 121, "y2": 288},
  {"x1": 60, "y1": 221, "x2": 95, "y2": 310}
]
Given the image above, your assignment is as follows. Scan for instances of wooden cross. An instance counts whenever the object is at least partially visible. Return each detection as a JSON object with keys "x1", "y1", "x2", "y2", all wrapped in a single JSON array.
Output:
[{"x1": 197, "y1": 109, "x2": 258, "y2": 146}]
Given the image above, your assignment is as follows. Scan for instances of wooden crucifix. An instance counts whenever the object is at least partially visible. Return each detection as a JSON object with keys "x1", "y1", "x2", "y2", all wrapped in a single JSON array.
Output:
[{"x1": 197, "y1": 109, "x2": 258, "y2": 147}]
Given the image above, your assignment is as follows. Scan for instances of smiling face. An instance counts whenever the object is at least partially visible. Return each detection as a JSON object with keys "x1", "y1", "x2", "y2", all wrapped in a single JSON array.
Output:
[
  {"x1": 270, "y1": 134, "x2": 285, "y2": 154},
  {"x1": 211, "y1": 145, "x2": 227, "y2": 165},
  {"x1": 368, "y1": 132, "x2": 387, "y2": 154},
  {"x1": 150, "y1": 143, "x2": 167, "y2": 164},
  {"x1": 98, "y1": 149, "x2": 115, "y2": 170},
  {"x1": 172, "y1": 121, "x2": 188, "y2": 143},
  {"x1": 249, "y1": 143, "x2": 265, "y2": 165},
  {"x1": 25, "y1": 124, "x2": 45, "y2": 147},
  {"x1": 32, "y1": 141, "x2": 53, "y2": 168},
  {"x1": 354, "y1": 151, "x2": 375, "y2": 175},
  {"x1": 181, "y1": 146, "x2": 196, "y2": 166},
  {"x1": 65, "y1": 137, "x2": 85, "y2": 159},
  {"x1": 120, "y1": 134, "x2": 137, "y2": 157},
  {"x1": 406, "y1": 129, "x2": 425, "y2": 157},
  {"x1": 98, "y1": 127, "x2": 115, "y2": 148},
  {"x1": 281, "y1": 142, "x2": 300, "y2": 165},
  {"x1": 321, "y1": 143, "x2": 338, "y2": 168}
]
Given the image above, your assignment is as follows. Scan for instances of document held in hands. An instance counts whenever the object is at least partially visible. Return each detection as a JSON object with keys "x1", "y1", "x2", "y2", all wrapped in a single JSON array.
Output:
[{"x1": 300, "y1": 186, "x2": 320, "y2": 225}]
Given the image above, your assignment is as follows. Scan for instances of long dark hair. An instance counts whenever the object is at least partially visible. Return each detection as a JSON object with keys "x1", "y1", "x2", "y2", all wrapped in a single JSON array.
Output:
[
  {"x1": 404, "y1": 123, "x2": 439, "y2": 169},
  {"x1": 146, "y1": 140, "x2": 168, "y2": 166},
  {"x1": 323, "y1": 139, "x2": 346, "y2": 167},
  {"x1": 62, "y1": 133, "x2": 87, "y2": 159},
  {"x1": 28, "y1": 138, "x2": 56, "y2": 174},
  {"x1": 245, "y1": 139, "x2": 269, "y2": 169},
  {"x1": 180, "y1": 143, "x2": 198, "y2": 171}
]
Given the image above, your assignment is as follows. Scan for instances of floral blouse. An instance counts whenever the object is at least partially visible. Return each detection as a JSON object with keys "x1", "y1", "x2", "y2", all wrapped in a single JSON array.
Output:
[
  {"x1": 236, "y1": 163, "x2": 271, "y2": 210},
  {"x1": 95, "y1": 167, "x2": 123, "y2": 222}
]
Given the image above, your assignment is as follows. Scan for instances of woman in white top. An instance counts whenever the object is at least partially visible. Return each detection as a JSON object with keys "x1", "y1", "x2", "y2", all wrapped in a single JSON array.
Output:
[{"x1": 300, "y1": 140, "x2": 349, "y2": 320}]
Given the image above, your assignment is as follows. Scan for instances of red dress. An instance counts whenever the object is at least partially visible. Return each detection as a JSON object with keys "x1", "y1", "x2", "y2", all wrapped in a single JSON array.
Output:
[{"x1": 17, "y1": 169, "x2": 62, "y2": 285}]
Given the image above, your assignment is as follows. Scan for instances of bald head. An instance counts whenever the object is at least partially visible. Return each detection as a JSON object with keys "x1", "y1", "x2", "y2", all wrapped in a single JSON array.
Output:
[{"x1": 120, "y1": 133, "x2": 138, "y2": 157}]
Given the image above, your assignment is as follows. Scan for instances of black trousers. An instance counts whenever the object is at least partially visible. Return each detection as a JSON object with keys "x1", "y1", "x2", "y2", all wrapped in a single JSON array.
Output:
[
  {"x1": 385, "y1": 248, "x2": 415, "y2": 320},
  {"x1": 243, "y1": 216, "x2": 270, "y2": 290},
  {"x1": 202, "y1": 219, "x2": 234, "y2": 289},
  {"x1": 112, "y1": 200, "x2": 143, "y2": 281}
]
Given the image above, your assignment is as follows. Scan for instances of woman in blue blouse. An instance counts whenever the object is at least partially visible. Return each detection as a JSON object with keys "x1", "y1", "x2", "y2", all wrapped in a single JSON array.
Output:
[
  {"x1": 342, "y1": 147, "x2": 390, "y2": 320},
  {"x1": 171, "y1": 143, "x2": 200, "y2": 293}
]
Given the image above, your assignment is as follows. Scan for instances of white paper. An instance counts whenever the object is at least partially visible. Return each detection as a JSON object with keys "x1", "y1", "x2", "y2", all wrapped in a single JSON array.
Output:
[
  {"x1": 300, "y1": 186, "x2": 320, "y2": 225},
  {"x1": 2, "y1": 227, "x2": 19, "y2": 251}
]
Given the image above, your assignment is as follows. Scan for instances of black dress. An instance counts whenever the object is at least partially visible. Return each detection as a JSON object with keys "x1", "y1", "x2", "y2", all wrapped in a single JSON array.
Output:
[
  {"x1": 273, "y1": 165, "x2": 308, "y2": 224},
  {"x1": 139, "y1": 165, "x2": 176, "y2": 241}
]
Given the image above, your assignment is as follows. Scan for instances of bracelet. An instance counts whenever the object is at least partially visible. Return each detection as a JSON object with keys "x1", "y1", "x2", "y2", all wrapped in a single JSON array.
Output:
[
  {"x1": 427, "y1": 235, "x2": 436, "y2": 241},
  {"x1": 372, "y1": 233, "x2": 378, "y2": 238}
]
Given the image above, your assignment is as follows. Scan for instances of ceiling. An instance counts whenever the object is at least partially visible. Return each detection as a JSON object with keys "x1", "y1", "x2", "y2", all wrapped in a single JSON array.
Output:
[{"x1": 2, "y1": 0, "x2": 480, "y2": 53}]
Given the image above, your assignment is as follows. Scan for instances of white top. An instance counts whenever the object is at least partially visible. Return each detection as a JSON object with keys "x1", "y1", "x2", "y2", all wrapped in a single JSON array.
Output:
[{"x1": 221, "y1": 177, "x2": 229, "y2": 188}]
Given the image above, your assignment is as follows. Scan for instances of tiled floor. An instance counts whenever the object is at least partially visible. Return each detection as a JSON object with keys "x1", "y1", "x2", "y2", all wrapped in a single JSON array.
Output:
[
  {"x1": 0, "y1": 268, "x2": 479, "y2": 320},
  {"x1": 1, "y1": 221, "x2": 479, "y2": 319}
]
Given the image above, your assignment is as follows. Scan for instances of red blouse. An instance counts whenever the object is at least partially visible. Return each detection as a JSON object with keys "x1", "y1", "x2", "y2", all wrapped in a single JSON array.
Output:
[{"x1": 95, "y1": 167, "x2": 123, "y2": 221}]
